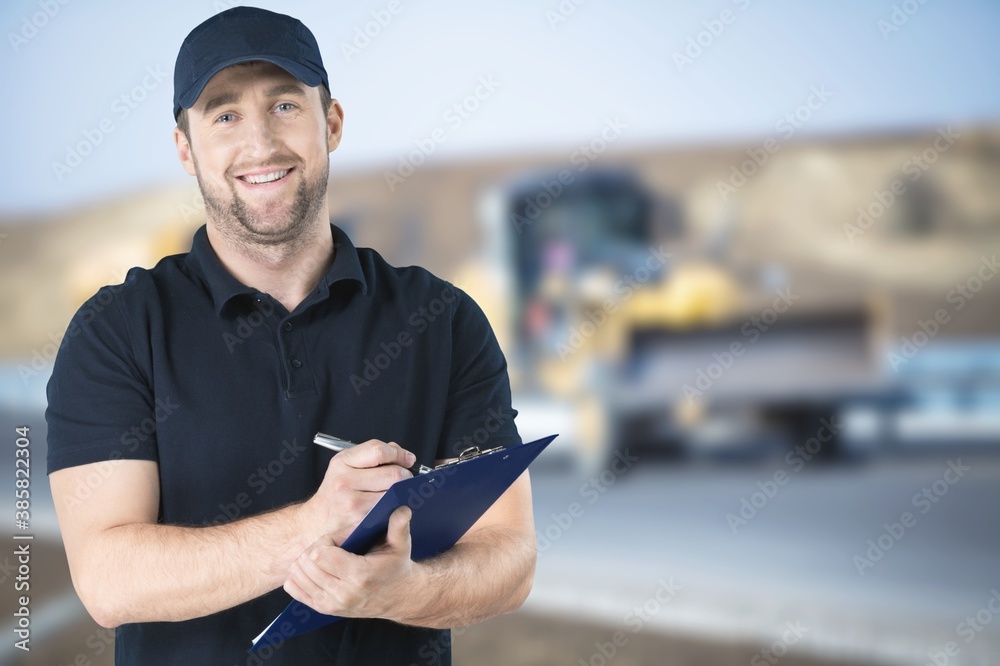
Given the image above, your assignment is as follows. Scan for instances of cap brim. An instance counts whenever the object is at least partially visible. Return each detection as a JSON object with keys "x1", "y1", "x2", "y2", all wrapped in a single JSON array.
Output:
[{"x1": 174, "y1": 55, "x2": 324, "y2": 119}]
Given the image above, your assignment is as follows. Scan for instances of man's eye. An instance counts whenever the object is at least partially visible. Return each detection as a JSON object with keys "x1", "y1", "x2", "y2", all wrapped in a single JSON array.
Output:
[
  {"x1": 275, "y1": 103, "x2": 296, "y2": 112},
  {"x1": 216, "y1": 113, "x2": 236, "y2": 123}
]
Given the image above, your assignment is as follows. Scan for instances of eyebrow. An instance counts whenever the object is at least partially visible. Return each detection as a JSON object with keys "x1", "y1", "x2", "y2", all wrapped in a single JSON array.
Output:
[
  {"x1": 265, "y1": 83, "x2": 309, "y2": 99},
  {"x1": 200, "y1": 91, "x2": 240, "y2": 116},
  {"x1": 199, "y1": 83, "x2": 309, "y2": 116}
]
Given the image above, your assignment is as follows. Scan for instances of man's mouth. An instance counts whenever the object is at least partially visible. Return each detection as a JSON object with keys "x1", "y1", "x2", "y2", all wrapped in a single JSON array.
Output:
[{"x1": 236, "y1": 168, "x2": 294, "y2": 186}]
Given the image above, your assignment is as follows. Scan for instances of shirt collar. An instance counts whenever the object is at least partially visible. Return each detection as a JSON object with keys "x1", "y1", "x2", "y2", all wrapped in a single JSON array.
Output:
[{"x1": 186, "y1": 223, "x2": 369, "y2": 316}]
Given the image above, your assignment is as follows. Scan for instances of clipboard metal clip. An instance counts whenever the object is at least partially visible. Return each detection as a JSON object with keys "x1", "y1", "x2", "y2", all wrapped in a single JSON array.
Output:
[{"x1": 433, "y1": 445, "x2": 506, "y2": 470}]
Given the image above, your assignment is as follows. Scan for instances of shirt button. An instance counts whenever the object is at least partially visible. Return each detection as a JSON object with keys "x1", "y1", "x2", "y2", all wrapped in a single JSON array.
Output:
[
  {"x1": 291, "y1": 359, "x2": 302, "y2": 369},
  {"x1": 284, "y1": 322, "x2": 293, "y2": 331}
]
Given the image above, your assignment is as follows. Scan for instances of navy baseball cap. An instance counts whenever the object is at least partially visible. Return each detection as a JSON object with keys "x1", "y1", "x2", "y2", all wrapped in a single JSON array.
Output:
[{"x1": 173, "y1": 6, "x2": 329, "y2": 120}]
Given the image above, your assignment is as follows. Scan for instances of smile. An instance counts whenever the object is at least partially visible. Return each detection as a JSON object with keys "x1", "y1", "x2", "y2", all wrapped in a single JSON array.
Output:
[{"x1": 237, "y1": 168, "x2": 293, "y2": 185}]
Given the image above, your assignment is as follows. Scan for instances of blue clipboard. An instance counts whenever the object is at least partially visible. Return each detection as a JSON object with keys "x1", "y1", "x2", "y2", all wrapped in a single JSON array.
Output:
[{"x1": 250, "y1": 434, "x2": 557, "y2": 651}]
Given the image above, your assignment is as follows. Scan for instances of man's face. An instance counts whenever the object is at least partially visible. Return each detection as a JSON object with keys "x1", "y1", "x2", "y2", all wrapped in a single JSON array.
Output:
[{"x1": 174, "y1": 61, "x2": 343, "y2": 246}]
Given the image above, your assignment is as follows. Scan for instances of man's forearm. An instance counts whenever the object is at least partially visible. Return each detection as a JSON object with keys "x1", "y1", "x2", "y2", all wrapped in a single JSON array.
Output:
[
  {"x1": 393, "y1": 525, "x2": 536, "y2": 629},
  {"x1": 79, "y1": 502, "x2": 320, "y2": 627}
]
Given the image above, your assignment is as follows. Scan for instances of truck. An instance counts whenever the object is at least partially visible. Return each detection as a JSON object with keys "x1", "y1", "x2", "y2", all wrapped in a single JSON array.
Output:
[{"x1": 459, "y1": 166, "x2": 897, "y2": 471}]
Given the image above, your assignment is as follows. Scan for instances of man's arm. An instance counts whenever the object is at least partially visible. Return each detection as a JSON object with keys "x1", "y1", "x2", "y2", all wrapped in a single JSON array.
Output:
[
  {"x1": 51, "y1": 441, "x2": 416, "y2": 628},
  {"x1": 283, "y1": 469, "x2": 537, "y2": 628}
]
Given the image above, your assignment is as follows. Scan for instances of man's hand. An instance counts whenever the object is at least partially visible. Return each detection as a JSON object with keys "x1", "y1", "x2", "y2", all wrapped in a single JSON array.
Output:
[
  {"x1": 303, "y1": 440, "x2": 416, "y2": 546},
  {"x1": 284, "y1": 505, "x2": 418, "y2": 620},
  {"x1": 283, "y1": 470, "x2": 536, "y2": 630}
]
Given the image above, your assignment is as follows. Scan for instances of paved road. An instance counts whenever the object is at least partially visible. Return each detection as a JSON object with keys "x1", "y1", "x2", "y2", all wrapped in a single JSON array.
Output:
[{"x1": 524, "y1": 448, "x2": 1000, "y2": 665}]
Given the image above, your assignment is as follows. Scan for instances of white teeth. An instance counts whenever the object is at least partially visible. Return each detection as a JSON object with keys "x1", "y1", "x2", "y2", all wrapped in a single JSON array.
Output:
[{"x1": 242, "y1": 169, "x2": 289, "y2": 184}]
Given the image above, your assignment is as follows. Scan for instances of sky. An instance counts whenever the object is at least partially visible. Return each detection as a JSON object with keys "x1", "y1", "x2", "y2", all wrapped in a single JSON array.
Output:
[{"x1": 1, "y1": 0, "x2": 999, "y2": 216}]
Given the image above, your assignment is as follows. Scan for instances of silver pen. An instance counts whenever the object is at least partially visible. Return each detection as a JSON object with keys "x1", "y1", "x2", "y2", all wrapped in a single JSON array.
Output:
[{"x1": 314, "y1": 432, "x2": 433, "y2": 475}]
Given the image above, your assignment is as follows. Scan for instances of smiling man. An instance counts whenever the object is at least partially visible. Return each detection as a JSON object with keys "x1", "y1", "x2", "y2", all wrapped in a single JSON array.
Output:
[{"x1": 45, "y1": 7, "x2": 535, "y2": 665}]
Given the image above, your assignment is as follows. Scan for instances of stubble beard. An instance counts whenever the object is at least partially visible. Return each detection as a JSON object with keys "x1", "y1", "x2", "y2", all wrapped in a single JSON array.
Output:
[{"x1": 196, "y1": 155, "x2": 330, "y2": 258}]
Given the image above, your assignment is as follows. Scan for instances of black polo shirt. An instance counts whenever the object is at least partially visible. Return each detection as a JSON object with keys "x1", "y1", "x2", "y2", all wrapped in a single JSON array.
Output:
[{"x1": 45, "y1": 223, "x2": 521, "y2": 666}]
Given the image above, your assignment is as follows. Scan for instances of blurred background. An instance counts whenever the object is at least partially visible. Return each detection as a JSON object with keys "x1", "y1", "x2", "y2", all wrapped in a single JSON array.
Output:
[{"x1": 2, "y1": 0, "x2": 1000, "y2": 664}]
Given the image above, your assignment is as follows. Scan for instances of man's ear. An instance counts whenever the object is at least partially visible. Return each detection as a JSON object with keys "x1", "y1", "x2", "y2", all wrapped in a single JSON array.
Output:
[
  {"x1": 326, "y1": 100, "x2": 344, "y2": 153},
  {"x1": 174, "y1": 126, "x2": 197, "y2": 176}
]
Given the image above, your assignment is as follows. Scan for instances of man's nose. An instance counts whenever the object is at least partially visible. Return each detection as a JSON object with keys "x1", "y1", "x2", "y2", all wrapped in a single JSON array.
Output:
[{"x1": 243, "y1": 115, "x2": 279, "y2": 157}]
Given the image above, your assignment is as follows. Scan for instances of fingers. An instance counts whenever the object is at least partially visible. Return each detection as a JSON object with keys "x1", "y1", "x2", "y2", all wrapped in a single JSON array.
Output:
[
  {"x1": 285, "y1": 535, "x2": 345, "y2": 609},
  {"x1": 347, "y1": 465, "x2": 413, "y2": 493},
  {"x1": 386, "y1": 505, "x2": 412, "y2": 552},
  {"x1": 336, "y1": 439, "x2": 416, "y2": 470},
  {"x1": 312, "y1": 440, "x2": 417, "y2": 542},
  {"x1": 287, "y1": 515, "x2": 415, "y2": 617},
  {"x1": 283, "y1": 575, "x2": 314, "y2": 608}
]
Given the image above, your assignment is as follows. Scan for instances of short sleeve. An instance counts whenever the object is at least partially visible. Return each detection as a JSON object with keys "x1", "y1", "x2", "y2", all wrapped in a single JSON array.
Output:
[
  {"x1": 45, "y1": 284, "x2": 159, "y2": 474},
  {"x1": 435, "y1": 286, "x2": 521, "y2": 460}
]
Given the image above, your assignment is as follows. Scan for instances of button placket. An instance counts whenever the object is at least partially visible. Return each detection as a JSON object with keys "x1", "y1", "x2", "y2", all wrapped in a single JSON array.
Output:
[{"x1": 279, "y1": 315, "x2": 316, "y2": 397}]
